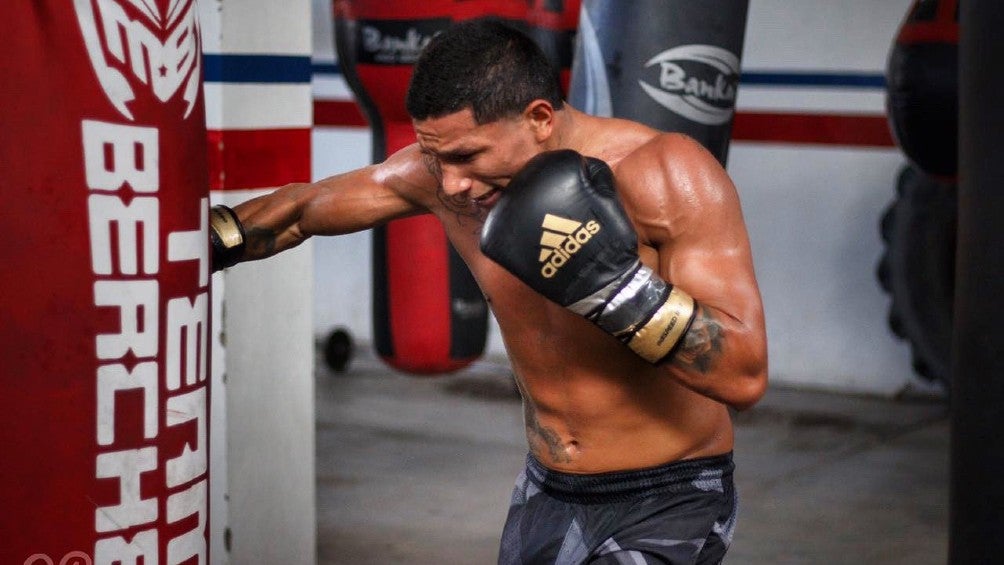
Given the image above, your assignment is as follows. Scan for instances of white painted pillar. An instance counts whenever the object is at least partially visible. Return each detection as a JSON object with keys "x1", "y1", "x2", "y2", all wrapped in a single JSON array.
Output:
[{"x1": 201, "y1": 1, "x2": 316, "y2": 563}]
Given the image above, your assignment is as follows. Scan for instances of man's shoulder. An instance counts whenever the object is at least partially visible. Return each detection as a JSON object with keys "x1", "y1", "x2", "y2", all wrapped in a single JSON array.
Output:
[
  {"x1": 573, "y1": 111, "x2": 713, "y2": 167},
  {"x1": 375, "y1": 143, "x2": 440, "y2": 205},
  {"x1": 612, "y1": 131, "x2": 736, "y2": 233},
  {"x1": 621, "y1": 131, "x2": 712, "y2": 166},
  {"x1": 613, "y1": 131, "x2": 728, "y2": 197}
]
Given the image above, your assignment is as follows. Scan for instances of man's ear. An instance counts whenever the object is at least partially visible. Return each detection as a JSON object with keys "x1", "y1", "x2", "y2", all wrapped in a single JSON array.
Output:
[{"x1": 524, "y1": 99, "x2": 555, "y2": 142}]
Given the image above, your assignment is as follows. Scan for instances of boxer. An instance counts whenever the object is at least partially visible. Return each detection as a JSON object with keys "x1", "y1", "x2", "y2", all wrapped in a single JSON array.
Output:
[{"x1": 212, "y1": 19, "x2": 767, "y2": 564}]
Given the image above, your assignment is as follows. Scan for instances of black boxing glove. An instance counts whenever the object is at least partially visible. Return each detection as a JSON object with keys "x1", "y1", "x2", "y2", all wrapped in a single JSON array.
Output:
[
  {"x1": 210, "y1": 205, "x2": 246, "y2": 272},
  {"x1": 480, "y1": 150, "x2": 697, "y2": 364}
]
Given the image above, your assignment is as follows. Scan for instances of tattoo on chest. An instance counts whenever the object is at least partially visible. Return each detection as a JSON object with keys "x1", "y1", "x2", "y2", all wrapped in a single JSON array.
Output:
[
  {"x1": 523, "y1": 400, "x2": 573, "y2": 464},
  {"x1": 674, "y1": 306, "x2": 724, "y2": 373},
  {"x1": 423, "y1": 150, "x2": 487, "y2": 225},
  {"x1": 436, "y1": 187, "x2": 487, "y2": 225},
  {"x1": 422, "y1": 151, "x2": 442, "y2": 181}
]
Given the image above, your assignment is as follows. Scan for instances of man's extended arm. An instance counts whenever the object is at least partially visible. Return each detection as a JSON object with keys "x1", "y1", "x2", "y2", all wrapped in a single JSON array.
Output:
[{"x1": 210, "y1": 146, "x2": 429, "y2": 271}]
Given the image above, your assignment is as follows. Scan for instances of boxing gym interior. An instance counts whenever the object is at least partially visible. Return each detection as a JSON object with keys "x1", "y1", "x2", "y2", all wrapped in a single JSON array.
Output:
[{"x1": 4, "y1": 0, "x2": 1002, "y2": 563}]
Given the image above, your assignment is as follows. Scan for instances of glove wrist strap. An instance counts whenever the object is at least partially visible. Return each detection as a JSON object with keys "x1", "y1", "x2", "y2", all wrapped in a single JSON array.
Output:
[
  {"x1": 626, "y1": 285, "x2": 697, "y2": 364},
  {"x1": 210, "y1": 205, "x2": 246, "y2": 272},
  {"x1": 569, "y1": 263, "x2": 697, "y2": 364}
]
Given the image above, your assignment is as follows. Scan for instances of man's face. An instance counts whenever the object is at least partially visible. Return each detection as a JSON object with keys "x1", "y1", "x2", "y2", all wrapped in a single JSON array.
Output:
[{"x1": 413, "y1": 108, "x2": 540, "y2": 212}]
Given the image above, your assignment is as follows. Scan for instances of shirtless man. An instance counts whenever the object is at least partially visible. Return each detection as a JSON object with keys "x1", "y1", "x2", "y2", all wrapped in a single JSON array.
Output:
[{"x1": 211, "y1": 19, "x2": 767, "y2": 565}]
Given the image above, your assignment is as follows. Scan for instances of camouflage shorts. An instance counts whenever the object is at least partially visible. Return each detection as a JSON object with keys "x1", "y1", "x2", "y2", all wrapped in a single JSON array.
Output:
[{"x1": 498, "y1": 452, "x2": 738, "y2": 565}]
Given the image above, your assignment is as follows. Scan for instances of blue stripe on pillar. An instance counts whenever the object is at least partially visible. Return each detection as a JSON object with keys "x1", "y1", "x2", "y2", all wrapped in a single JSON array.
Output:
[{"x1": 203, "y1": 54, "x2": 312, "y2": 83}]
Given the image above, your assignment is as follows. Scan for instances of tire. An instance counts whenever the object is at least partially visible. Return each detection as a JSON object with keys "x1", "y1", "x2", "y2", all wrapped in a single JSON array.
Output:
[{"x1": 876, "y1": 165, "x2": 956, "y2": 386}]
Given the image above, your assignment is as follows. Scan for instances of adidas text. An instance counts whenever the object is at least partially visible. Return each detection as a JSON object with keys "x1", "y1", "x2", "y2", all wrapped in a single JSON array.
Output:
[{"x1": 539, "y1": 214, "x2": 601, "y2": 278}]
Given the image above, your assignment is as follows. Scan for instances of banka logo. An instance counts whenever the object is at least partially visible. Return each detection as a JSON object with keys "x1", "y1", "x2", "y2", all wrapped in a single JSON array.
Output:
[
  {"x1": 357, "y1": 19, "x2": 446, "y2": 65},
  {"x1": 73, "y1": 0, "x2": 202, "y2": 121},
  {"x1": 638, "y1": 45, "x2": 740, "y2": 126}
]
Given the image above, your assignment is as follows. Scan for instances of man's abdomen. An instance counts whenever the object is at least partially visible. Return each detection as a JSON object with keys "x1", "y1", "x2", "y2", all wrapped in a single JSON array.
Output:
[{"x1": 498, "y1": 300, "x2": 734, "y2": 473}]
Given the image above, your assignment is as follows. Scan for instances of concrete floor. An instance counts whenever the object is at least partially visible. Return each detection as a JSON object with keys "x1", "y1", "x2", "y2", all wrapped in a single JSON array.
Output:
[{"x1": 315, "y1": 349, "x2": 949, "y2": 564}]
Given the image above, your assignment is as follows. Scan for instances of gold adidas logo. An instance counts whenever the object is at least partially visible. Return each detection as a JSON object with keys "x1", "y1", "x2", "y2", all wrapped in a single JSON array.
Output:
[{"x1": 539, "y1": 214, "x2": 601, "y2": 278}]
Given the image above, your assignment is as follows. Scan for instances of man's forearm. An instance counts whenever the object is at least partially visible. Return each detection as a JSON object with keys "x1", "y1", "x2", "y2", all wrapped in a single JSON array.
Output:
[
  {"x1": 664, "y1": 303, "x2": 767, "y2": 411},
  {"x1": 210, "y1": 183, "x2": 314, "y2": 270}
]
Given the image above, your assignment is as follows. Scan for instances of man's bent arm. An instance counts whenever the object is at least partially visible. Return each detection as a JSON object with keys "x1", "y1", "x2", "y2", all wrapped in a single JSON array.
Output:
[
  {"x1": 620, "y1": 134, "x2": 768, "y2": 410},
  {"x1": 661, "y1": 245, "x2": 767, "y2": 411}
]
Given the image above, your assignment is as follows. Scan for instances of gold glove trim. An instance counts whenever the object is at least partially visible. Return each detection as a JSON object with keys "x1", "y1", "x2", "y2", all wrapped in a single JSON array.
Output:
[
  {"x1": 627, "y1": 287, "x2": 696, "y2": 364},
  {"x1": 211, "y1": 206, "x2": 244, "y2": 249}
]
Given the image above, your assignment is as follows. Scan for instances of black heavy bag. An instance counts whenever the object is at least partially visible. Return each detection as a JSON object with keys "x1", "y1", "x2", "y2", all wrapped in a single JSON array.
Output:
[
  {"x1": 877, "y1": 0, "x2": 959, "y2": 386},
  {"x1": 569, "y1": 0, "x2": 749, "y2": 165},
  {"x1": 886, "y1": 0, "x2": 959, "y2": 180},
  {"x1": 526, "y1": 0, "x2": 582, "y2": 95}
]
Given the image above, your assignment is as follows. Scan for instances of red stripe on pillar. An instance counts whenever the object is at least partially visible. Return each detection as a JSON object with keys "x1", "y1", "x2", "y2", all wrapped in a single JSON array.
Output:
[
  {"x1": 732, "y1": 112, "x2": 896, "y2": 147},
  {"x1": 207, "y1": 128, "x2": 311, "y2": 190}
]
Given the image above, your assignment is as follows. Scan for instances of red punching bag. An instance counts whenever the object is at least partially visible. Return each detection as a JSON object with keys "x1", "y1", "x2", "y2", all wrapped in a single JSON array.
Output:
[
  {"x1": 333, "y1": 1, "x2": 529, "y2": 375},
  {"x1": 887, "y1": 0, "x2": 959, "y2": 180},
  {"x1": 1, "y1": 2, "x2": 211, "y2": 563}
]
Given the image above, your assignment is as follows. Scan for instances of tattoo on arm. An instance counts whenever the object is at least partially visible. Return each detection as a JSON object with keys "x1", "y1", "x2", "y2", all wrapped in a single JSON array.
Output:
[
  {"x1": 245, "y1": 226, "x2": 277, "y2": 257},
  {"x1": 674, "y1": 306, "x2": 724, "y2": 373}
]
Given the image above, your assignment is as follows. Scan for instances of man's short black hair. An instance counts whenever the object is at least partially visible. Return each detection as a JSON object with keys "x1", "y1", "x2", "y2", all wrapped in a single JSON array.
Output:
[{"x1": 406, "y1": 18, "x2": 564, "y2": 124}]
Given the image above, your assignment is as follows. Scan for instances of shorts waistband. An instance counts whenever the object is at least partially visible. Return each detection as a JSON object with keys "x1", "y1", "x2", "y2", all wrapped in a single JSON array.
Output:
[{"x1": 525, "y1": 452, "x2": 734, "y2": 504}]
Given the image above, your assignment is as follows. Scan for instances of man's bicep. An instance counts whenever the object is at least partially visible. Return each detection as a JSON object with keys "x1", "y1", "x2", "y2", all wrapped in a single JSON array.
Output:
[
  {"x1": 664, "y1": 238, "x2": 763, "y2": 329},
  {"x1": 661, "y1": 237, "x2": 767, "y2": 381}
]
